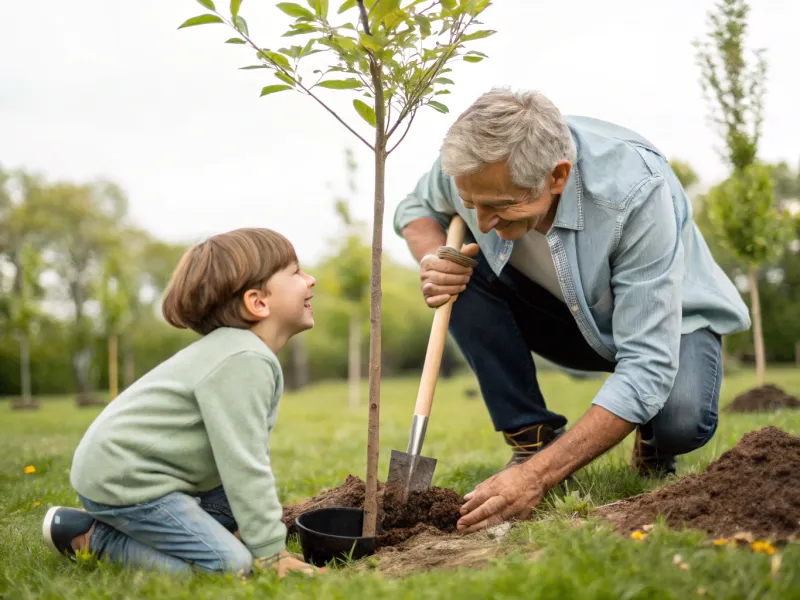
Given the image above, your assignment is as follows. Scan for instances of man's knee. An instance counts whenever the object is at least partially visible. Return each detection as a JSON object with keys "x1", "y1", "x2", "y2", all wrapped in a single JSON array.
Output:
[
  {"x1": 651, "y1": 329, "x2": 722, "y2": 456},
  {"x1": 652, "y1": 408, "x2": 718, "y2": 456}
]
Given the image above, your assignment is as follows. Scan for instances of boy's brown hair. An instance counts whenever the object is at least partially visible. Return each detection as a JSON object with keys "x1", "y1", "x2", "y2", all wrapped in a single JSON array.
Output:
[{"x1": 162, "y1": 227, "x2": 297, "y2": 335}]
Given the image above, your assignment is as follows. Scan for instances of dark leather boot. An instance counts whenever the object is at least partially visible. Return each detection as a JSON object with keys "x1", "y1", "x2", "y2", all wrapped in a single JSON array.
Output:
[{"x1": 502, "y1": 423, "x2": 565, "y2": 470}]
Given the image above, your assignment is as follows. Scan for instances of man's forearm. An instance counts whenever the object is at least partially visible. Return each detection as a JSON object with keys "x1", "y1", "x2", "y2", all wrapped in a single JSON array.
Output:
[
  {"x1": 528, "y1": 405, "x2": 636, "y2": 488},
  {"x1": 401, "y1": 217, "x2": 447, "y2": 264}
]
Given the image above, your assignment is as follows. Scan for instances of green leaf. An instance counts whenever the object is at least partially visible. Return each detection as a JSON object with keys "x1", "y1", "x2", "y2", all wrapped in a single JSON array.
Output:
[
  {"x1": 353, "y1": 99, "x2": 376, "y2": 127},
  {"x1": 440, "y1": 0, "x2": 456, "y2": 9},
  {"x1": 195, "y1": 0, "x2": 216, "y2": 10},
  {"x1": 461, "y1": 29, "x2": 495, "y2": 41},
  {"x1": 359, "y1": 32, "x2": 381, "y2": 51},
  {"x1": 338, "y1": 0, "x2": 356, "y2": 13},
  {"x1": 308, "y1": 0, "x2": 329, "y2": 18},
  {"x1": 225, "y1": 37, "x2": 246, "y2": 44},
  {"x1": 178, "y1": 14, "x2": 224, "y2": 29},
  {"x1": 275, "y1": 71, "x2": 296, "y2": 85},
  {"x1": 317, "y1": 78, "x2": 363, "y2": 89},
  {"x1": 428, "y1": 100, "x2": 449, "y2": 113},
  {"x1": 462, "y1": 55, "x2": 483, "y2": 63},
  {"x1": 414, "y1": 14, "x2": 431, "y2": 37},
  {"x1": 434, "y1": 77, "x2": 454, "y2": 85},
  {"x1": 261, "y1": 50, "x2": 292, "y2": 69},
  {"x1": 260, "y1": 85, "x2": 292, "y2": 96},
  {"x1": 276, "y1": 2, "x2": 315, "y2": 19},
  {"x1": 239, "y1": 65, "x2": 269, "y2": 69},
  {"x1": 282, "y1": 23, "x2": 317, "y2": 36},
  {"x1": 234, "y1": 15, "x2": 249, "y2": 36},
  {"x1": 230, "y1": 0, "x2": 241, "y2": 17}
]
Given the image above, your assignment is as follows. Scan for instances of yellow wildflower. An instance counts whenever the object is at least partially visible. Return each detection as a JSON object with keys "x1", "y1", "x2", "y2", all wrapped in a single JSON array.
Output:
[
  {"x1": 630, "y1": 531, "x2": 646, "y2": 540},
  {"x1": 23, "y1": 465, "x2": 36, "y2": 474},
  {"x1": 751, "y1": 541, "x2": 776, "y2": 556},
  {"x1": 713, "y1": 538, "x2": 727, "y2": 546},
  {"x1": 33, "y1": 501, "x2": 41, "y2": 508}
]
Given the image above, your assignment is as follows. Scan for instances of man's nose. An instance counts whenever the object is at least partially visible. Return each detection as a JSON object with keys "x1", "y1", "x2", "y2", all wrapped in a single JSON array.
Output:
[{"x1": 476, "y1": 208, "x2": 499, "y2": 233}]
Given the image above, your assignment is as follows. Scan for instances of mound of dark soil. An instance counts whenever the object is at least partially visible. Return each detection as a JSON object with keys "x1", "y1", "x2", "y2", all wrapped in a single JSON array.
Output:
[
  {"x1": 598, "y1": 426, "x2": 800, "y2": 542},
  {"x1": 281, "y1": 475, "x2": 464, "y2": 548},
  {"x1": 726, "y1": 384, "x2": 799, "y2": 413}
]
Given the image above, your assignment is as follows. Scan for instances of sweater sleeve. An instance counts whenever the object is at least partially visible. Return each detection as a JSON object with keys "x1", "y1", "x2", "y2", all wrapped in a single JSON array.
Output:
[{"x1": 194, "y1": 351, "x2": 286, "y2": 559}]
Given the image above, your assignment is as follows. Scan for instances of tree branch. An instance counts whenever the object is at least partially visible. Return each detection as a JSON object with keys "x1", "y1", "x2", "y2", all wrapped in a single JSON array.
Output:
[
  {"x1": 387, "y1": 107, "x2": 416, "y2": 154},
  {"x1": 357, "y1": 0, "x2": 372, "y2": 35}
]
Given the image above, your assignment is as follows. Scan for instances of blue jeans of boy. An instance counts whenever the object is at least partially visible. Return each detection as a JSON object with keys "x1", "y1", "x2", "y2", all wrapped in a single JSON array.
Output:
[
  {"x1": 78, "y1": 486, "x2": 253, "y2": 574},
  {"x1": 448, "y1": 251, "x2": 722, "y2": 455}
]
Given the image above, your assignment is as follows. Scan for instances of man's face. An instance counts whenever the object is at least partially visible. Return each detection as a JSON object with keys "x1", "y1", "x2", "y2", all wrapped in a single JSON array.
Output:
[{"x1": 454, "y1": 160, "x2": 571, "y2": 240}]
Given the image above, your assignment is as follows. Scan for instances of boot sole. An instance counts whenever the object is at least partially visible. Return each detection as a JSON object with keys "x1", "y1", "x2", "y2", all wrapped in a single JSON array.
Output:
[{"x1": 42, "y1": 506, "x2": 63, "y2": 556}]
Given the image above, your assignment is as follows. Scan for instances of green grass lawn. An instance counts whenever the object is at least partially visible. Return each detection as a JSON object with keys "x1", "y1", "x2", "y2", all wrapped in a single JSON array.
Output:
[{"x1": 2, "y1": 367, "x2": 799, "y2": 599}]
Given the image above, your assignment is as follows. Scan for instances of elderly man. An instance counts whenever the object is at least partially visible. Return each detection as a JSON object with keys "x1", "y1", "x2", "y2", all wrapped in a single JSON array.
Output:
[{"x1": 393, "y1": 89, "x2": 750, "y2": 532}]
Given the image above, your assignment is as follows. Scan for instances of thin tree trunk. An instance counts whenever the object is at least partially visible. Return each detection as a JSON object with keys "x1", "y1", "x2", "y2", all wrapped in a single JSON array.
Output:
[
  {"x1": 109, "y1": 333, "x2": 119, "y2": 400},
  {"x1": 292, "y1": 337, "x2": 309, "y2": 389},
  {"x1": 349, "y1": 312, "x2": 361, "y2": 409},
  {"x1": 748, "y1": 266, "x2": 765, "y2": 387},
  {"x1": 362, "y1": 59, "x2": 386, "y2": 537},
  {"x1": 20, "y1": 334, "x2": 32, "y2": 405},
  {"x1": 123, "y1": 345, "x2": 135, "y2": 388}
]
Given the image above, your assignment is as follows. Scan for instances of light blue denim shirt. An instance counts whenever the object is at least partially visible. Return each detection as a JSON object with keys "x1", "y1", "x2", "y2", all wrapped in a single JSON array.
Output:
[{"x1": 393, "y1": 115, "x2": 751, "y2": 425}]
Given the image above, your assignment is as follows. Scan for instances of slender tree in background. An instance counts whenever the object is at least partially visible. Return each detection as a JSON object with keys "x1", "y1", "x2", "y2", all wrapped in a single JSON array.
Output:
[
  {"x1": 330, "y1": 148, "x2": 370, "y2": 408},
  {"x1": 695, "y1": 0, "x2": 793, "y2": 386},
  {"x1": 179, "y1": 0, "x2": 495, "y2": 534}
]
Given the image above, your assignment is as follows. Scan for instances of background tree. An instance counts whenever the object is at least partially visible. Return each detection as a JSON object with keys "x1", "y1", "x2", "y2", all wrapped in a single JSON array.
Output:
[
  {"x1": 695, "y1": 0, "x2": 794, "y2": 387},
  {"x1": 669, "y1": 159, "x2": 700, "y2": 191},
  {"x1": 27, "y1": 180, "x2": 130, "y2": 405},
  {"x1": 179, "y1": 0, "x2": 495, "y2": 534},
  {"x1": 330, "y1": 148, "x2": 370, "y2": 408}
]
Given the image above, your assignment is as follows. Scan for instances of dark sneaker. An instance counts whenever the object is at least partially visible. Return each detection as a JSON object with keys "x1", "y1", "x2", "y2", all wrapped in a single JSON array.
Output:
[
  {"x1": 42, "y1": 506, "x2": 95, "y2": 557},
  {"x1": 502, "y1": 423, "x2": 566, "y2": 470},
  {"x1": 631, "y1": 428, "x2": 676, "y2": 477}
]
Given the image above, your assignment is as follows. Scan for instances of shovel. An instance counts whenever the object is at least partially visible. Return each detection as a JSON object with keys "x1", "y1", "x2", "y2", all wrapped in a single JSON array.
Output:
[{"x1": 386, "y1": 214, "x2": 469, "y2": 502}]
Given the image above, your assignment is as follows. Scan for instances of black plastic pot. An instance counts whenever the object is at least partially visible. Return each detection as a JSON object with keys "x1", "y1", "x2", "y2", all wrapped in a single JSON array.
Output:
[{"x1": 295, "y1": 507, "x2": 383, "y2": 567}]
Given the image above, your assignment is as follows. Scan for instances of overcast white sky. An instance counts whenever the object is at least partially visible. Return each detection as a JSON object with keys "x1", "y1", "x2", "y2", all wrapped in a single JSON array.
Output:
[{"x1": 2, "y1": 0, "x2": 798, "y2": 268}]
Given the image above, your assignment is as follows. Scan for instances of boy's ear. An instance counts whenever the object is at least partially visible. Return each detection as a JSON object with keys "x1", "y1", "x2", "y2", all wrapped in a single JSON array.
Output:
[{"x1": 242, "y1": 289, "x2": 270, "y2": 320}]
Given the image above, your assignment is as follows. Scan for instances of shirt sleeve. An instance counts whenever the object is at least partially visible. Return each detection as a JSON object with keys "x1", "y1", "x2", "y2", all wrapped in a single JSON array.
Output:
[
  {"x1": 591, "y1": 175, "x2": 684, "y2": 424},
  {"x1": 393, "y1": 156, "x2": 458, "y2": 235},
  {"x1": 194, "y1": 351, "x2": 286, "y2": 559}
]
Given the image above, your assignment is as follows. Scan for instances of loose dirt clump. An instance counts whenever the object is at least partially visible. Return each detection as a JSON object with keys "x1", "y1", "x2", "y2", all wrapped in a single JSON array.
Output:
[
  {"x1": 281, "y1": 475, "x2": 463, "y2": 548},
  {"x1": 725, "y1": 384, "x2": 799, "y2": 413},
  {"x1": 598, "y1": 426, "x2": 800, "y2": 542}
]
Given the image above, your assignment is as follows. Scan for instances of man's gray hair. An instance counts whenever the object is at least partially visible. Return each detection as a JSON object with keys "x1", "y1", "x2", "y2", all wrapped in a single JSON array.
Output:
[{"x1": 440, "y1": 88, "x2": 576, "y2": 195}]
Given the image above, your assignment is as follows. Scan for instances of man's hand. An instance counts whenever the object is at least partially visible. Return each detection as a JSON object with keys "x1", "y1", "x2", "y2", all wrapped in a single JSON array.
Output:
[
  {"x1": 420, "y1": 243, "x2": 479, "y2": 308},
  {"x1": 256, "y1": 550, "x2": 324, "y2": 578},
  {"x1": 456, "y1": 462, "x2": 549, "y2": 533}
]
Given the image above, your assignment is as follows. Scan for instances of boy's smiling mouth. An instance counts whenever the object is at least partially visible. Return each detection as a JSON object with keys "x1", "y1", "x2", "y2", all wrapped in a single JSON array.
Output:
[{"x1": 304, "y1": 295, "x2": 313, "y2": 310}]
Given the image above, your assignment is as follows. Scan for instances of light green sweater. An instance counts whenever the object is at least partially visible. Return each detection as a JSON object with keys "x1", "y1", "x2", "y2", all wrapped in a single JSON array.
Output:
[{"x1": 70, "y1": 327, "x2": 287, "y2": 559}]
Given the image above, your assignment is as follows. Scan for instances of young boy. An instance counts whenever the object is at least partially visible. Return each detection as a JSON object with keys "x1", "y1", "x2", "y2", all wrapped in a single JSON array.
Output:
[{"x1": 42, "y1": 227, "x2": 321, "y2": 578}]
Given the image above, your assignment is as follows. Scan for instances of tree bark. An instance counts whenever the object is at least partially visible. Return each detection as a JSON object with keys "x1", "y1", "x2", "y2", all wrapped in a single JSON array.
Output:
[
  {"x1": 362, "y1": 56, "x2": 386, "y2": 538},
  {"x1": 123, "y1": 345, "x2": 135, "y2": 388},
  {"x1": 748, "y1": 266, "x2": 766, "y2": 386},
  {"x1": 109, "y1": 333, "x2": 119, "y2": 400},
  {"x1": 348, "y1": 312, "x2": 361, "y2": 409}
]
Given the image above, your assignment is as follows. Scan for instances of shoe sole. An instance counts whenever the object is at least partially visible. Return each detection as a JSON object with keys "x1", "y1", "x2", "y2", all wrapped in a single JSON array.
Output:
[{"x1": 42, "y1": 506, "x2": 63, "y2": 556}]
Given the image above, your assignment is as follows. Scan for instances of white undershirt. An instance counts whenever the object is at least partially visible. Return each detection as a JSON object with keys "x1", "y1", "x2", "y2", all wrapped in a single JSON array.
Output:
[{"x1": 507, "y1": 230, "x2": 566, "y2": 303}]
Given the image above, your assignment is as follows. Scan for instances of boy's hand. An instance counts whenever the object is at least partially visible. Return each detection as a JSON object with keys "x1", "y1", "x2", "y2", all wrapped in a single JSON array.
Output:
[{"x1": 256, "y1": 550, "x2": 324, "y2": 578}]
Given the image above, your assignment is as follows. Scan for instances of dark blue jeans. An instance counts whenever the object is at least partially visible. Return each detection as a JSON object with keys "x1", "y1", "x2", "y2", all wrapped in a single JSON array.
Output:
[{"x1": 448, "y1": 252, "x2": 722, "y2": 456}]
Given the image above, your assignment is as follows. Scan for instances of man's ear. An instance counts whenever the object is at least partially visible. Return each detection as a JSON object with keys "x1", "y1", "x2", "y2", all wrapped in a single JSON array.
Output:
[
  {"x1": 549, "y1": 161, "x2": 572, "y2": 195},
  {"x1": 242, "y1": 289, "x2": 270, "y2": 320}
]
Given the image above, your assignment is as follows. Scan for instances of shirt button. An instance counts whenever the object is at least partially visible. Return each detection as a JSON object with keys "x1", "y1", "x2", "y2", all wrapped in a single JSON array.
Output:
[{"x1": 571, "y1": 305, "x2": 579, "y2": 312}]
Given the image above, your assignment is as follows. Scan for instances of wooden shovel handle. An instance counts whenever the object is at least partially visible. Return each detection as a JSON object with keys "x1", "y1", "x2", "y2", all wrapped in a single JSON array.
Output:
[{"x1": 413, "y1": 214, "x2": 468, "y2": 417}]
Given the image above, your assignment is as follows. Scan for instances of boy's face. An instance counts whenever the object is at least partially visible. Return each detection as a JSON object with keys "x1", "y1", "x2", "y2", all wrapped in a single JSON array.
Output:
[{"x1": 264, "y1": 262, "x2": 316, "y2": 334}]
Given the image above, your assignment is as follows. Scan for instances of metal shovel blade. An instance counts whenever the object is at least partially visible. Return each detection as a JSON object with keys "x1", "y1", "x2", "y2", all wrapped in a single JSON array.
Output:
[{"x1": 385, "y1": 449, "x2": 437, "y2": 502}]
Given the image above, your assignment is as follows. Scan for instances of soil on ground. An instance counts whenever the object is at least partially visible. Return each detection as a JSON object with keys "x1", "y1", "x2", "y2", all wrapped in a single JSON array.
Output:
[
  {"x1": 598, "y1": 426, "x2": 800, "y2": 542},
  {"x1": 281, "y1": 474, "x2": 464, "y2": 549},
  {"x1": 725, "y1": 384, "x2": 799, "y2": 413}
]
